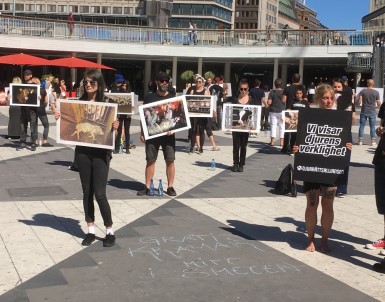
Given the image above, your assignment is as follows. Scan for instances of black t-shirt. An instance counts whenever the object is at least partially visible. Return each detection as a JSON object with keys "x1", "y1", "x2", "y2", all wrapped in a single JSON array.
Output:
[
  {"x1": 144, "y1": 91, "x2": 173, "y2": 105},
  {"x1": 283, "y1": 84, "x2": 306, "y2": 109},
  {"x1": 209, "y1": 84, "x2": 224, "y2": 102},
  {"x1": 249, "y1": 87, "x2": 265, "y2": 106},
  {"x1": 291, "y1": 99, "x2": 309, "y2": 110}
]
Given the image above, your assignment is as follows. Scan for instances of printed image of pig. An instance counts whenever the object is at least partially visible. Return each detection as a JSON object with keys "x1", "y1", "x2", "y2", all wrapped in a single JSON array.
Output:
[{"x1": 71, "y1": 122, "x2": 104, "y2": 141}]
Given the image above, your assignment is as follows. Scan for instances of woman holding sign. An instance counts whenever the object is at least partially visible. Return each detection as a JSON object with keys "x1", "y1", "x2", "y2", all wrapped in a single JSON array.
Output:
[
  {"x1": 293, "y1": 84, "x2": 352, "y2": 253},
  {"x1": 54, "y1": 69, "x2": 119, "y2": 248}
]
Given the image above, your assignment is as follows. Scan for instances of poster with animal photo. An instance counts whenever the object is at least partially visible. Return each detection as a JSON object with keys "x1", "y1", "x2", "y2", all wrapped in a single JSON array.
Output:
[
  {"x1": 222, "y1": 104, "x2": 262, "y2": 133},
  {"x1": 294, "y1": 108, "x2": 352, "y2": 185},
  {"x1": 9, "y1": 84, "x2": 40, "y2": 107},
  {"x1": 138, "y1": 96, "x2": 191, "y2": 140},
  {"x1": 185, "y1": 95, "x2": 214, "y2": 117},
  {"x1": 105, "y1": 92, "x2": 135, "y2": 115},
  {"x1": 282, "y1": 110, "x2": 299, "y2": 132},
  {"x1": 57, "y1": 100, "x2": 118, "y2": 149}
]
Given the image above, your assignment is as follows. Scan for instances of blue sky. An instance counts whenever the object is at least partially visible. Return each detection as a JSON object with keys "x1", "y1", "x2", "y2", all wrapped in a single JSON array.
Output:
[{"x1": 305, "y1": 0, "x2": 370, "y2": 30}]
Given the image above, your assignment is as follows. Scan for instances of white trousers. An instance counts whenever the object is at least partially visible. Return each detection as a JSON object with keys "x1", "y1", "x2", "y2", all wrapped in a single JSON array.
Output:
[{"x1": 269, "y1": 112, "x2": 284, "y2": 139}]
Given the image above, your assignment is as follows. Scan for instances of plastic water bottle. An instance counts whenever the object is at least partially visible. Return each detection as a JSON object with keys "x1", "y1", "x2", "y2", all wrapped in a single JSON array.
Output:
[
  {"x1": 119, "y1": 142, "x2": 123, "y2": 154},
  {"x1": 149, "y1": 179, "x2": 155, "y2": 197},
  {"x1": 210, "y1": 159, "x2": 216, "y2": 171},
  {"x1": 158, "y1": 179, "x2": 163, "y2": 199}
]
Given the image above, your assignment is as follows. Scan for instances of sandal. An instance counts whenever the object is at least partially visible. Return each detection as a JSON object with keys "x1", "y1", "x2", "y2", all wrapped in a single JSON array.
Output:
[{"x1": 211, "y1": 147, "x2": 220, "y2": 151}]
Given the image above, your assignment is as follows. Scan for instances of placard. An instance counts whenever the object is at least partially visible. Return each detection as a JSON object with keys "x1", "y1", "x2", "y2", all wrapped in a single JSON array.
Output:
[
  {"x1": 222, "y1": 104, "x2": 262, "y2": 133},
  {"x1": 293, "y1": 108, "x2": 352, "y2": 185},
  {"x1": 105, "y1": 92, "x2": 135, "y2": 115},
  {"x1": 138, "y1": 95, "x2": 191, "y2": 140},
  {"x1": 185, "y1": 95, "x2": 214, "y2": 117},
  {"x1": 57, "y1": 100, "x2": 117, "y2": 150},
  {"x1": 282, "y1": 110, "x2": 299, "y2": 132},
  {"x1": 9, "y1": 84, "x2": 40, "y2": 107}
]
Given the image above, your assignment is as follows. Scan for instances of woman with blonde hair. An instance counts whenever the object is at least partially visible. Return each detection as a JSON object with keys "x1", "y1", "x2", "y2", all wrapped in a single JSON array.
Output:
[
  {"x1": 293, "y1": 84, "x2": 352, "y2": 253},
  {"x1": 6, "y1": 77, "x2": 22, "y2": 139}
]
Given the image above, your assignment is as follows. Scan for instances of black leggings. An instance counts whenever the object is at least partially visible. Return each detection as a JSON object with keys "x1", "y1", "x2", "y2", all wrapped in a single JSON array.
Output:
[
  {"x1": 76, "y1": 149, "x2": 112, "y2": 227},
  {"x1": 115, "y1": 116, "x2": 131, "y2": 149},
  {"x1": 232, "y1": 132, "x2": 249, "y2": 166}
]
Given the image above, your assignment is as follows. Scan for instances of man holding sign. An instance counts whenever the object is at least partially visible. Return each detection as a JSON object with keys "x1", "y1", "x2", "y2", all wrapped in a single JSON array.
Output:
[{"x1": 293, "y1": 85, "x2": 352, "y2": 253}]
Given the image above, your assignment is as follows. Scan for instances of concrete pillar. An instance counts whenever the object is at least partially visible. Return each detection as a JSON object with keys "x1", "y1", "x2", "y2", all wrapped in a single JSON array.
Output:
[
  {"x1": 197, "y1": 58, "x2": 203, "y2": 76},
  {"x1": 96, "y1": 53, "x2": 102, "y2": 64},
  {"x1": 273, "y1": 58, "x2": 279, "y2": 86},
  {"x1": 172, "y1": 57, "x2": 177, "y2": 88},
  {"x1": 144, "y1": 59, "x2": 151, "y2": 96},
  {"x1": 281, "y1": 64, "x2": 288, "y2": 85},
  {"x1": 71, "y1": 52, "x2": 76, "y2": 91},
  {"x1": 355, "y1": 72, "x2": 362, "y2": 88},
  {"x1": 299, "y1": 58, "x2": 304, "y2": 83},
  {"x1": 224, "y1": 62, "x2": 231, "y2": 83}
]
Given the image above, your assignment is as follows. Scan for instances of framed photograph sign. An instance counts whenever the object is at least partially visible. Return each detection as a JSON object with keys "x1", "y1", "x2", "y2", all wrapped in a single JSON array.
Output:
[
  {"x1": 57, "y1": 100, "x2": 118, "y2": 150},
  {"x1": 222, "y1": 104, "x2": 262, "y2": 133},
  {"x1": 185, "y1": 95, "x2": 214, "y2": 117},
  {"x1": 9, "y1": 84, "x2": 40, "y2": 107},
  {"x1": 104, "y1": 92, "x2": 135, "y2": 115},
  {"x1": 293, "y1": 108, "x2": 352, "y2": 185},
  {"x1": 282, "y1": 110, "x2": 299, "y2": 132},
  {"x1": 138, "y1": 96, "x2": 191, "y2": 140}
]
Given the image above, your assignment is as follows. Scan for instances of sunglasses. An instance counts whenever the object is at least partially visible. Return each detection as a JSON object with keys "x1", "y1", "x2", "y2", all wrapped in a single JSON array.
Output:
[
  {"x1": 159, "y1": 79, "x2": 169, "y2": 84},
  {"x1": 239, "y1": 88, "x2": 248, "y2": 91},
  {"x1": 196, "y1": 80, "x2": 203, "y2": 83},
  {"x1": 83, "y1": 80, "x2": 97, "y2": 86}
]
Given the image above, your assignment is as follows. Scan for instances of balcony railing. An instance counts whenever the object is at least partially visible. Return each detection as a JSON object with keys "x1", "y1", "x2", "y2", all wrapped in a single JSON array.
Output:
[
  {"x1": 347, "y1": 52, "x2": 372, "y2": 72},
  {"x1": 0, "y1": 15, "x2": 374, "y2": 47}
]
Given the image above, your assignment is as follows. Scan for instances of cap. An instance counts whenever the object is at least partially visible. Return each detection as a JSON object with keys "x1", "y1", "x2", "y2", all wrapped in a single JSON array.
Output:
[
  {"x1": 341, "y1": 76, "x2": 348, "y2": 82},
  {"x1": 114, "y1": 74, "x2": 125, "y2": 83},
  {"x1": 156, "y1": 72, "x2": 169, "y2": 82},
  {"x1": 24, "y1": 69, "x2": 32, "y2": 75}
]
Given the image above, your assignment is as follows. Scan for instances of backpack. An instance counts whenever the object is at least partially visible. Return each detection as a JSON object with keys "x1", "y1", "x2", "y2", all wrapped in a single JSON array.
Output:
[{"x1": 275, "y1": 164, "x2": 297, "y2": 197}]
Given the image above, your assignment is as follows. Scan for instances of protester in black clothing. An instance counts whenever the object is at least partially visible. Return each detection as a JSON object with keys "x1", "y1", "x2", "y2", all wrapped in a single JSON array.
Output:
[
  {"x1": 281, "y1": 73, "x2": 306, "y2": 153},
  {"x1": 231, "y1": 79, "x2": 252, "y2": 172},
  {"x1": 288, "y1": 88, "x2": 310, "y2": 155},
  {"x1": 249, "y1": 79, "x2": 265, "y2": 106},
  {"x1": 137, "y1": 72, "x2": 177, "y2": 197},
  {"x1": 111, "y1": 74, "x2": 132, "y2": 154},
  {"x1": 307, "y1": 82, "x2": 316, "y2": 104},
  {"x1": 54, "y1": 68, "x2": 119, "y2": 248}
]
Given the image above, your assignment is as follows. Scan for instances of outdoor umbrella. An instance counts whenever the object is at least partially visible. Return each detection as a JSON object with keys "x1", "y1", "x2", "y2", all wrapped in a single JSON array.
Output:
[
  {"x1": 47, "y1": 57, "x2": 115, "y2": 70},
  {"x1": 0, "y1": 53, "x2": 50, "y2": 77}
]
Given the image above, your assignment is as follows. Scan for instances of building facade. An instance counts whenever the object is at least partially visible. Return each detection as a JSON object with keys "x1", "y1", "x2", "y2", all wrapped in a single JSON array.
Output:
[{"x1": 363, "y1": 0, "x2": 385, "y2": 31}]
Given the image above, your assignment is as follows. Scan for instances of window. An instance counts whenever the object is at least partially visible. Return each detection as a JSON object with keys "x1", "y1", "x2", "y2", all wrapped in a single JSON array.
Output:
[
  {"x1": 69, "y1": 5, "x2": 78, "y2": 13},
  {"x1": 15, "y1": 4, "x2": 24, "y2": 11},
  {"x1": 192, "y1": 4, "x2": 203, "y2": 15},
  {"x1": 47, "y1": 5, "x2": 56, "y2": 12},
  {"x1": 113, "y1": 7, "x2": 122, "y2": 14},
  {"x1": 180, "y1": 4, "x2": 191, "y2": 14},
  {"x1": 80, "y1": 6, "x2": 89, "y2": 13},
  {"x1": 58, "y1": 5, "x2": 67, "y2": 13},
  {"x1": 101, "y1": 6, "x2": 111, "y2": 14},
  {"x1": 3, "y1": 3, "x2": 12, "y2": 11},
  {"x1": 91, "y1": 6, "x2": 100, "y2": 14},
  {"x1": 36, "y1": 4, "x2": 46, "y2": 12},
  {"x1": 25, "y1": 4, "x2": 35, "y2": 11}
]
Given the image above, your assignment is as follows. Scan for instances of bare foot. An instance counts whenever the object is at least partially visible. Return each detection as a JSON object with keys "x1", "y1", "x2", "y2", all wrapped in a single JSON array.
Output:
[
  {"x1": 321, "y1": 240, "x2": 330, "y2": 254},
  {"x1": 306, "y1": 240, "x2": 316, "y2": 252}
]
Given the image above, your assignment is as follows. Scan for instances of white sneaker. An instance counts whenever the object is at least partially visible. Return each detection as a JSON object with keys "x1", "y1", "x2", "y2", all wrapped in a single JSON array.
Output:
[
  {"x1": 372, "y1": 140, "x2": 377, "y2": 147},
  {"x1": 357, "y1": 141, "x2": 363, "y2": 146}
]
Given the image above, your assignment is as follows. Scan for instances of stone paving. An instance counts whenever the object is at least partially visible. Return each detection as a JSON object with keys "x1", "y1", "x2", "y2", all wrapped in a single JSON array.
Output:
[{"x1": 0, "y1": 105, "x2": 385, "y2": 301}]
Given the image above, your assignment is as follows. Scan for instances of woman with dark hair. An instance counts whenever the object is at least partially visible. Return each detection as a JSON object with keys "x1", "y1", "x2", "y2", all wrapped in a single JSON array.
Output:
[{"x1": 55, "y1": 68, "x2": 119, "y2": 247}]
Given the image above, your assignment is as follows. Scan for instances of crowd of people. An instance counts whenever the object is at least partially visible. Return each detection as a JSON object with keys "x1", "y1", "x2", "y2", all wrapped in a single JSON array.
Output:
[{"x1": 5, "y1": 68, "x2": 385, "y2": 274}]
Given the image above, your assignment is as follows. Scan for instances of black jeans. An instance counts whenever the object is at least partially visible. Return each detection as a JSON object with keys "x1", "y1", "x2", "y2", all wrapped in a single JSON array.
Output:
[
  {"x1": 76, "y1": 148, "x2": 112, "y2": 227},
  {"x1": 37, "y1": 112, "x2": 49, "y2": 140},
  {"x1": 115, "y1": 116, "x2": 131, "y2": 150},
  {"x1": 232, "y1": 132, "x2": 249, "y2": 166}
]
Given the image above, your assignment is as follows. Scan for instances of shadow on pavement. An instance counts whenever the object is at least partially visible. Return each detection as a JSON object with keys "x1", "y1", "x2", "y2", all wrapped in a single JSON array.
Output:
[
  {"x1": 108, "y1": 179, "x2": 143, "y2": 191},
  {"x1": 46, "y1": 160, "x2": 73, "y2": 167},
  {"x1": 18, "y1": 213, "x2": 84, "y2": 239}
]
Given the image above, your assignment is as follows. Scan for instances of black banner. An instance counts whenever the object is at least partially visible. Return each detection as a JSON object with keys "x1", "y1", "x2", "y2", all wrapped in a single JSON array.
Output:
[{"x1": 293, "y1": 108, "x2": 352, "y2": 185}]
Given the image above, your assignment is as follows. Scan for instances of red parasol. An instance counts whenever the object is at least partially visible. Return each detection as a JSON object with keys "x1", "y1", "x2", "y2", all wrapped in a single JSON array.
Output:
[
  {"x1": 0, "y1": 53, "x2": 50, "y2": 77},
  {"x1": 47, "y1": 57, "x2": 115, "y2": 70}
]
